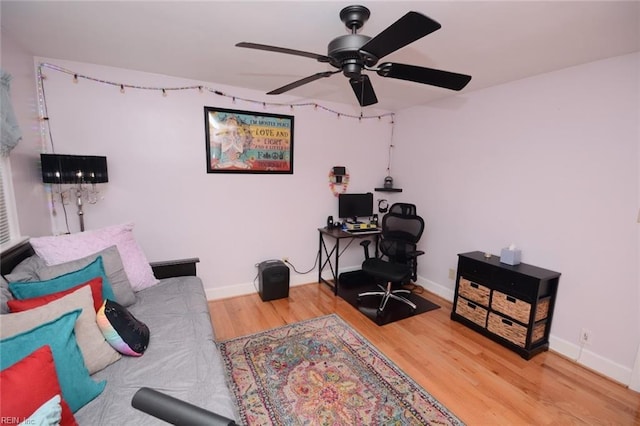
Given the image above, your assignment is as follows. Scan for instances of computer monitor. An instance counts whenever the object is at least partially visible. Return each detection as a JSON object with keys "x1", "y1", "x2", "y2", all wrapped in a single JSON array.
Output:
[{"x1": 338, "y1": 193, "x2": 373, "y2": 221}]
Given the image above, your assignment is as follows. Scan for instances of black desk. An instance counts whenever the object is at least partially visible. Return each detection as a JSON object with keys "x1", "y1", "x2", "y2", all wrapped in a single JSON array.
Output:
[{"x1": 318, "y1": 227, "x2": 380, "y2": 295}]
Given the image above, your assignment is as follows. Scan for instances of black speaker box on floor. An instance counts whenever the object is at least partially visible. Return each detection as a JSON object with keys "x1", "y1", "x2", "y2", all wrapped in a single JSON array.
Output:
[{"x1": 258, "y1": 260, "x2": 290, "y2": 301}]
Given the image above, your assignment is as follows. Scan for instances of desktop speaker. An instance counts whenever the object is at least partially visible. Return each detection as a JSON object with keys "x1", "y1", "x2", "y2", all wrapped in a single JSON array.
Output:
[{"x1": 258, "y1": 260, "x2": 290, "y2": 301}]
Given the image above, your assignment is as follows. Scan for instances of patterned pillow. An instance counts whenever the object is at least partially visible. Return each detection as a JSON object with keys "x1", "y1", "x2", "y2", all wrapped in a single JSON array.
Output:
[
  {"x1": 96, "y1": 299, "x2": 149, "y2": 356},
  {"x1": 29, "y1": 223, "x2": 158, "y2": 291}
]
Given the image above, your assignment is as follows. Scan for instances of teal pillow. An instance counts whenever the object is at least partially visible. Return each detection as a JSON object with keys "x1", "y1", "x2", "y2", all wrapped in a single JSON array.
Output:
[
  {"x1": 0, "y1": 309, "x2": 105, "y2": 412},
  {"x1": 9, "y1": 257, "x2": 116, "y2": 302},
  {"x1": 22, "y1": 394, "x2": 62, "y2": 425}
]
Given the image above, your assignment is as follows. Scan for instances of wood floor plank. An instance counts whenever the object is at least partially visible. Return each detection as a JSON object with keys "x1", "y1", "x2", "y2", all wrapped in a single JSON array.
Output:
[{"x1": 208, "y1": 283, "x2": 640, "y2": 425}]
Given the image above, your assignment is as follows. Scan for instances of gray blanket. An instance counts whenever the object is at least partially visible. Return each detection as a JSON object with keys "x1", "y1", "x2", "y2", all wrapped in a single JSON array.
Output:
[{"x1": 75, "y1": 276, "x2": 237, "y2": 424}]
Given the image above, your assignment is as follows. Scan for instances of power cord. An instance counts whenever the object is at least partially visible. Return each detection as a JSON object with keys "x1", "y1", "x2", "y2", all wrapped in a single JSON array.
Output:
[
  {"x1": 252, "y1": 265, "x2": 260, "y2": 293},
  {"x1": 283, "y1": 251, "x2": 319, "y2": 275}
]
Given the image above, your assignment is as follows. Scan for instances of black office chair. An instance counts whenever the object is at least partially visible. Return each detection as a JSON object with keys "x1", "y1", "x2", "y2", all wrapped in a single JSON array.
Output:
[
  {"x1": 389, "y1": 202, "x2": 417, "y2": 216},
  {"x1": 357, "y1": 210, "x2": 425, "y2": 316}
]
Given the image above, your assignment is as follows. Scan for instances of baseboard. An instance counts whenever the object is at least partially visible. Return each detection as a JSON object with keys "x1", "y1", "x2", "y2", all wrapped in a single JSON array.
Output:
[
  {"x1": 415, "y1": 275, "x2": 455, "y2": 302},
  {"x1": 204, "y1": 273, "x2": 315, "y2": 300},
  {"x1": 549, "y1": 335, "x2": 633, "y2": 387},
  {"x1": 206, "y1": 271, "x2": 453, "y2": 303}
]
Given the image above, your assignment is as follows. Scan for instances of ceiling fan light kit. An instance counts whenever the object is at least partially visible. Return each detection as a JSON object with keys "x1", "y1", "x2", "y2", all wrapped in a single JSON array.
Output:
[{"x1": 236, "y1": 5, "x2": 471, "y2": 107}]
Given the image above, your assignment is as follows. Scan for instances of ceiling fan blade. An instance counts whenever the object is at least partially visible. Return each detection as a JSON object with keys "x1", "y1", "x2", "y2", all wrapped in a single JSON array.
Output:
[
  {"x1": 377, "y1": 62, "x2": 472, "y2": 91},
  {"x1": 349, "y1": 75, "x2": 378, "y2": 107},
  {"x1": 360, "y1": 12, "x2": 441, "y2": 61},
  {"x1": 267, "y1": 71, "x2": 339, "y2": 95},
  {"x1": 236, "y1": 42, "x2": 331, "y2": 63}
]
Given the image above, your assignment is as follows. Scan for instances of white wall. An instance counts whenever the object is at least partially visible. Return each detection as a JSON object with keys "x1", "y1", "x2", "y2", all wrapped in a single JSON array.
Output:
[
  {"x1": 393, "y1": 53, "x2": 640, "y2": 385},
  {"x1": 32, "y1": 58, "x2": 393, "y2": 298},
  {"x1": 7, "y1": 45, "x2": 639, "y2": 386},
  {"x1": 0, "y1": 34, "x2": 51, "y2": 238}
]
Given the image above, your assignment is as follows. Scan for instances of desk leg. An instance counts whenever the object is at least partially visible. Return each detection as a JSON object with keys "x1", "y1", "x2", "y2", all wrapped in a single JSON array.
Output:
[
  {"x1": 318, "y1": 231, "x2": 337, "y2": 293},
  {"x1": 318, "y1": 232, "x2": 323, "y2": 284},
  {"x1": 333, "y1": 238, "x2": 340, "y2": 295}
]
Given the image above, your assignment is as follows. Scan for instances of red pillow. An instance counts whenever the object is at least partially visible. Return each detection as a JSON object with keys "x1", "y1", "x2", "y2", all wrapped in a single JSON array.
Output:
[
  {"x1": 7, "y1": 277, "x2": 103, "y2": 312},
  {"x1": 0, "y1": 345, "x2": 77, "y2": 426}
]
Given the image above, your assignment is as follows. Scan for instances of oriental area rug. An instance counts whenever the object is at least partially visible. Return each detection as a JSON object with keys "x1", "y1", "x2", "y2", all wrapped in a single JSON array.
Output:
[{"x1": 218, "y1": 314, "x2": 464, "y2": 425}]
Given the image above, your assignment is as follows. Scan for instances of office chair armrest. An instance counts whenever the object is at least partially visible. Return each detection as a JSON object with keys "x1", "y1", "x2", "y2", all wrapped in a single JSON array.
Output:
[
  {"x1": 407, "y1": 250, "x2": 425, "y2": 258},
  {"x1": 360, "y1": 240, "x2": 371, "y2": 259}
]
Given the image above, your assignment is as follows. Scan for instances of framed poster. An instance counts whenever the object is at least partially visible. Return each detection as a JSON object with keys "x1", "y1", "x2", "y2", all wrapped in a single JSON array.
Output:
[{"x1": 204, "y1": 106, "x2": 294, "y2": 174}]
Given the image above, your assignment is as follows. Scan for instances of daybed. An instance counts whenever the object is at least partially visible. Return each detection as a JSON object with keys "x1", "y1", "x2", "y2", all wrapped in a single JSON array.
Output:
[{"x1": 0, "y1": 236, "x2": 238, "y2": 425}]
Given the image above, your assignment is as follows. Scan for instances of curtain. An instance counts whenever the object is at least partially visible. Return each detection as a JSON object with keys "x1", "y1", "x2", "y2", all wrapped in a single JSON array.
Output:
[{"x1": 0, "y1": 69, "x2": 22, "y2": 157}]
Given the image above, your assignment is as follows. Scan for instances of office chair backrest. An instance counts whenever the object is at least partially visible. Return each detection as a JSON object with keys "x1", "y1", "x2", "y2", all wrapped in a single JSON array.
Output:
[
  {"x1": 389, "y1": 203, "x2": 417, "y2": 216},
  {"x1": 379, "y1": 212, "x2": 425, "y2": 263},
  {"x1": 382, "y1": 213, "x2": 424, "y2": 244}
]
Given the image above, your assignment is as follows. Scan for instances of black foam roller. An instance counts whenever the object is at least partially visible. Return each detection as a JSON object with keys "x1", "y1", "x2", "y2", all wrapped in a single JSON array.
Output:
[{"x1": 131, "y1": 387, "x2": 237, "y2": 426}]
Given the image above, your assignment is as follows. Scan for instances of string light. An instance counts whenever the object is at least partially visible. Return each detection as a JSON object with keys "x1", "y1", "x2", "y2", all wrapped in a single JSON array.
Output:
[{"x1": 38, "y1": 62, "x2": 396, "y2": 122}]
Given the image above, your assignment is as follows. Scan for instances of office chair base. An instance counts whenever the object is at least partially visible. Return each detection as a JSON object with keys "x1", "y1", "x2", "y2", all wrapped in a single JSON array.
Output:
[{"x1": 357, "y1": 283, "x2": 417, "y2": 316}]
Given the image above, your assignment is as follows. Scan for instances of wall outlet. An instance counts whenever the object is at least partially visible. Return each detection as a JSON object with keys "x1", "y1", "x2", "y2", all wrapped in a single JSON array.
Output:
[
  {"x1": 579, "y1": 328, "x2": 592, "y2": 345},
  {"x1": 448, "y1": 268, "x2": 456, "y2": 280}
]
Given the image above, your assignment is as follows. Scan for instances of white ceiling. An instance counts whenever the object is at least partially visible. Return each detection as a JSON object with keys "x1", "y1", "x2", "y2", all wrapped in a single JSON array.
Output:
[{"x1": 2, "y1": 1, "x2": 639, "y2": 112}]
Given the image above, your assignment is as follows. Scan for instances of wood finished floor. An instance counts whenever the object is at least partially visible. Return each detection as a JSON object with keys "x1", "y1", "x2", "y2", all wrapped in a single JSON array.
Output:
[{"x1": 208, "y1": 283, "x2": 640, "y2": 425}]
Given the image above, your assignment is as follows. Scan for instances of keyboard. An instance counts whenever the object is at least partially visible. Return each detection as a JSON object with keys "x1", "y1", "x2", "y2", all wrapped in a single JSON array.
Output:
[{"x1": 345, "y1": 228, "x2": 380, "y2": 234}]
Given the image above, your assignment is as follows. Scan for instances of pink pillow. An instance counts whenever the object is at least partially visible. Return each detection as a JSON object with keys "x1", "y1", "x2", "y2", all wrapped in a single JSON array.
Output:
[{"x1": 30, "y1": 223, "x2": 159, "y2": 291}]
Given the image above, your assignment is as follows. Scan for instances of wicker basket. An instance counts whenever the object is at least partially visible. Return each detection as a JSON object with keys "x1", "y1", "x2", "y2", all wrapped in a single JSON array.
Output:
[
  {"x1": 455, "y1": 297, "x2": 488, "y2": 328},
  {"x1": 487, "y1": 312, "x2": 527, "y2": 347},
  {"x1": 458, "y1": 277, "x2": 490, "y2": 306},
  {"x1": 535, "y1": 298, "x2": 550, "y2": 321},
  {"x1": 491, "y1": 290, "x2": 531, "y2": 323},
  {"x1": 532, "y1": 322, "x2": 546, "y2": 343}
]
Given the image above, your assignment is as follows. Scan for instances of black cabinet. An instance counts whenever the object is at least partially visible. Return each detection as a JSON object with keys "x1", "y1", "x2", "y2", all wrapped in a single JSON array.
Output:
[{"x1": 451, "y1": 251, "x2": 561, "y2": 359}]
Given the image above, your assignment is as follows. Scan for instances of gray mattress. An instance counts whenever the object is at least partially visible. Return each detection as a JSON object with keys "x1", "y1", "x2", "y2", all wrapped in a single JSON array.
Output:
[{"x1": 75, "y1": 276, "x2": 237, "y2": 425}]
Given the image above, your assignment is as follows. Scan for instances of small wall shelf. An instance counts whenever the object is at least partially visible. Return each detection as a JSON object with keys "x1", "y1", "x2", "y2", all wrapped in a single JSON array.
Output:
[{"x1": 374, "y1": 188, "x2": 403, "y2": 192}]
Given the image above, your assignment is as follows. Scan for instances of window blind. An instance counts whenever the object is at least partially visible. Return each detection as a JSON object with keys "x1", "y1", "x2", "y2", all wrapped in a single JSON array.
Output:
[{"x1": 0, "y1": 160, "x2": 11, "y2": 245}]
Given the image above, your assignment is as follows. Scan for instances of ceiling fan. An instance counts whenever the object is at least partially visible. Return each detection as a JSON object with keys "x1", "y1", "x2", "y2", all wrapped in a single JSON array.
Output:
[{"x1": 236, "y1": 5, "x2": 472, "y2": 107}]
